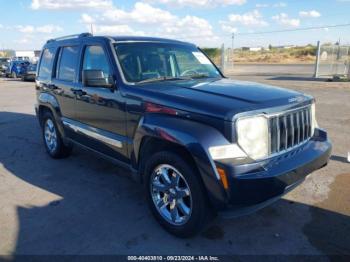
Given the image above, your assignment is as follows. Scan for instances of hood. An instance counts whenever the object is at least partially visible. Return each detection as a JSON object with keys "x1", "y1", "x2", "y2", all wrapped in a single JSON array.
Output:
[{"x1": 137, "y1": 78, "x2": 312, "y2": 121}]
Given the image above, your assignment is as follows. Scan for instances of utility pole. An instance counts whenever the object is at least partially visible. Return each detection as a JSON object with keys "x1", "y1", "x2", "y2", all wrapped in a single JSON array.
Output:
[
  {"x1": 231, "y1": 33, "x2": 234, "y2": 50},
  {"x1": 314, "y1": 41, "x2": 321, "y2": 78},
  {"x1": 231, "y1": 32, "x2": 235, "y2": 68},
  {"x1": 221, "y1": 43, "x2": 225, "y2": 74},
  {"x1": 90, "y1": 24, "x2": 94, "y2": 35}
]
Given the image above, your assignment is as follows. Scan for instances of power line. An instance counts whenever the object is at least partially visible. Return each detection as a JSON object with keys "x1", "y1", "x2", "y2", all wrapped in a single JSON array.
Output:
[
  {"x1": 233, "y1": 23, "x2": 350, "y2": 36},
  {"x1": 141, "y1": 23, "x2": 350, "y2": 42}
]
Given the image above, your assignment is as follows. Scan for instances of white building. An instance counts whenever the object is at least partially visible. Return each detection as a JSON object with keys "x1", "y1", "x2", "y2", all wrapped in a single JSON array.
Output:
[{"x1": 13, "y1": 50, "x2": 40, "y2": 62}]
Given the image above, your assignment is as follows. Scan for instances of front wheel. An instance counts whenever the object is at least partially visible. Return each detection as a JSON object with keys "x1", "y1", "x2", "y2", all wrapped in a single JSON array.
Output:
[{"x1": 144, "y1": 151, "x2": 212, "y2": 237}]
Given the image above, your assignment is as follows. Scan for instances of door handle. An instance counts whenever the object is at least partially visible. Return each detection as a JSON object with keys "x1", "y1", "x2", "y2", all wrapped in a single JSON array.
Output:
[
  {"x1": 71, "y1": 88, "x2": 86, "y2": 96},
  {"x1": 43, "y1": 83, "x2": 58, "y2": 90},
  {"x1": 48, "y1": 84, "x2": 58, "y2": 90}
]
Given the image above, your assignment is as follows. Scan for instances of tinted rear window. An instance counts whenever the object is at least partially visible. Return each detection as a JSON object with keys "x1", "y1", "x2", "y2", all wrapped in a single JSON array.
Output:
[
  {"x1": 38, "y1": 47, "x2": 55, "y2": 79},
  {"x1": 57, "y1": 46, "x2": 79, "y2": 82}
]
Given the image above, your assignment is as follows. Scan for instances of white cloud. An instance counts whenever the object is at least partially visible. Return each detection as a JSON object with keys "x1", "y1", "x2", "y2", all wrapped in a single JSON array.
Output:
[
  {"x1": 80, "y1": 2, "x2": 219, "y2": 45},
  {"x1": 31, "y1": 0, "x2": 113, "y2": 10},
  {"x1": 256, "y1": 2, "x2": 286, "y2": 8},
  {"x1": 0, "y1": 24, "x2": 3, "y2": 29},
  {"x1": 272, "y1": 13, "x2": 300, "y2": 27},
  {"x1": 144, "y1": 0, "x2": 246, "y2": 7},
  {"x1": 16, "y1": 25, "x2": 35, "y2": 34},
  {"x1": 92, "y1": 25, "x2": 144, "y2": 35},
  {"x1": 160, "y1": 15, "x2": 216, "y2": 40},
  {"x1": 273, "y1": 2, "x2": 287, "y2": 7},
  {"x1": 255, "y1": 3, "x2": 269, "y2": 8},
  {"x1": 220, "y1": 23, "x2": 238, "y2": 33},
  {"x1": 15, "y1": 24, "x2": 63, "y2": 34},
  {"x1": 221, "y1": 24, "x2": 238, "y2": 34},
  {"x1": 228, "y1": 10, "x2": 268, "y2": 26},
  {"x1": 102, "y1": 2, "x2": 176, "y2": 24},
  {"x1": 36, "y1": 25, "x2": 63, "y2": 33},
  {"x1": 81, "y1": 14, "x2": 96, "y2": 24},
  {"x1": 299, "y1": 10, "x2": 321, "y2": 18}
]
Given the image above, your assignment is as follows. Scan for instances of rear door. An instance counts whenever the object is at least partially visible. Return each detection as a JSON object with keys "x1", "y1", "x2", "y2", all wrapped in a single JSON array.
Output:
[{"x1": 51, "y1": 45, "x2": 80, "y2": 122}]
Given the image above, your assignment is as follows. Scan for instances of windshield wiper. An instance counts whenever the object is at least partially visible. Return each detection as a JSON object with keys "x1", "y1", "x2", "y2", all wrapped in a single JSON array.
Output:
[
  {"x1": 137, "y1": 76, "x2": 189, "y2": 84},
  {"x1": 186, "y1": 73, "x2": 210, "y2": 79}
]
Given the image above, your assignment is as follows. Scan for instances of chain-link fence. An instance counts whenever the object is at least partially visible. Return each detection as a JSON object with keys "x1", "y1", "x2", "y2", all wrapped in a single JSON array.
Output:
[
  {"x1": 317, "y1": 44, "x2": 350, "y2": 78},
  {"x1": 207, "y1": 42, "x2": 350, "y2": 78},
  {"x1": 222, "y1": 47, "x2": 235, "y2": 75}
]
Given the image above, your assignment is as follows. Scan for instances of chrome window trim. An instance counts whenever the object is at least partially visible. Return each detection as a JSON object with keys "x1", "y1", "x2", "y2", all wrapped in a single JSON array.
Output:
[{"x1": 62, "y1": 120, "x2": 123, "y2": 148}]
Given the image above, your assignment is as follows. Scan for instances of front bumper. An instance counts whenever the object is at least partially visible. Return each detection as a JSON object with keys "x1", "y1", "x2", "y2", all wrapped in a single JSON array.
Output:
[
  {"x1": 23, "y1": 73, "x2": 36, "y2": 80},
  {"x1": 216, "y1": 128, "x2": 332, "y2": 217}
]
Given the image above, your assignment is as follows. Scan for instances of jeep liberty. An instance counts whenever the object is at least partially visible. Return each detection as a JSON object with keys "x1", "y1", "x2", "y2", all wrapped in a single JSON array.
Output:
[{"x1": 35, "y1": 33, "x2": 332, "y2": 237}]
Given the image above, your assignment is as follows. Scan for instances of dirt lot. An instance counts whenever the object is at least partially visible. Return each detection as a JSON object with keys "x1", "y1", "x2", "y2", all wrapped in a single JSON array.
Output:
[{"x1": 0, "y1": 74, "x2": 349, "y2": 257}]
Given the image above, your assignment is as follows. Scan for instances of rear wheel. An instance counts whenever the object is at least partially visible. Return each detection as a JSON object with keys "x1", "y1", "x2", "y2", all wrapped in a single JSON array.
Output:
[
  {"x1": 41, "y1": 111, "x2": 72, "y2": 158},
  {"x1": 144, "y1": 151, "x2": 211, "y2": 237}
]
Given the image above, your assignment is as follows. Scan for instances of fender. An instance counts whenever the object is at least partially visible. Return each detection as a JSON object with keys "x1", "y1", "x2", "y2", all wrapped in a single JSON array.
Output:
[
  {"x1": 37, "y1": 92, "x2": 66, "y2": 140},
  {"x1": 132, "y1": 114, "x2": 231, "y2": 209}
]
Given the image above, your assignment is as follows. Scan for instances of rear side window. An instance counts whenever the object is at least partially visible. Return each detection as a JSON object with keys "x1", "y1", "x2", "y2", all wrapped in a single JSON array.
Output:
[
  {"x1": 57, "y1": 46, "x2": 79, "y2": 82},
  {"x1": 38, "y1": 47, "x2": 55, "y2": 79}
]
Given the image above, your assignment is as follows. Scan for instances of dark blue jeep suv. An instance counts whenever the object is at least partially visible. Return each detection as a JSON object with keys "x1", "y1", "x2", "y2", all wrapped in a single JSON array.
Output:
[{"x1": 35, "y1": 33, "x2": 332, "y2": 237}]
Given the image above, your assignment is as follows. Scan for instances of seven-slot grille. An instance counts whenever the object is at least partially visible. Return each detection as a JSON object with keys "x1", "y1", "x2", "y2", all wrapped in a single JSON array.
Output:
[{"x1": 269, "y1": 106, "x2": 312, "y2": 154}]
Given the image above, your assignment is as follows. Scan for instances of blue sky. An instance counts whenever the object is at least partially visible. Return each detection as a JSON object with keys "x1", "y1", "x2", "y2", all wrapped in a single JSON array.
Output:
[{"x1": 0, "y1": 0, "x2": 350, "y2": 50}]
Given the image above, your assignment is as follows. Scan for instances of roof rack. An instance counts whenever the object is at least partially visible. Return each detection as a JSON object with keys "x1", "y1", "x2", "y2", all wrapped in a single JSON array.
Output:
[{"x1": 46, "y1": 33, "x2": 92, "y2": 43}]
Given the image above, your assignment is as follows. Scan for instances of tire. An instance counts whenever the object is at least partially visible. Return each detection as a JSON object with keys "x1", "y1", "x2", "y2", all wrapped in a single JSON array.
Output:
[
  {"x1": 41, "y1": 111, "x2": 72, "y2": 159},
  {"x1": 11, "y1": 71, "x2": 17, "y2": 78},
  {"x1": 144, "y1": 151, "x2": 211, "y2": 237}
]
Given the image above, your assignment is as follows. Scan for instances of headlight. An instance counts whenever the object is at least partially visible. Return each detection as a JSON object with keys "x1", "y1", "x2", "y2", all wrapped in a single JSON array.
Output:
[
  {"x1": 311, "y1": 103, "x2": 318, "y2": 136},
  {"x1": 209, "y1": 144, "x2": 247, "y2": 160},
  {"x1": 236, "y1": 115, "x2": 269, "y2": 160}
]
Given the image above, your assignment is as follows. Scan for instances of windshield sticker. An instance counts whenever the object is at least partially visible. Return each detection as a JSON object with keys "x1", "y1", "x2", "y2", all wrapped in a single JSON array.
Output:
[{"x1": 192, "y1": 52, "x2": 211, "y2": 65}]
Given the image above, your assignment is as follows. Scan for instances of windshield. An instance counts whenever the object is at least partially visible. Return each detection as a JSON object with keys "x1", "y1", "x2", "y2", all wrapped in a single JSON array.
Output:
[{"x1": 114, "y1": 42, "x2": 221, "y2": 83}]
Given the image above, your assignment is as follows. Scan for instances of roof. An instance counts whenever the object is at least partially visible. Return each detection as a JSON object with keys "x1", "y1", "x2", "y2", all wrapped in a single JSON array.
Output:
[
  {"x1": 45, "y1": 33, "x2": 194, "y2": 46},
  {"x1": 111, "y1": 36, "x2": 194, "y2": 46}
]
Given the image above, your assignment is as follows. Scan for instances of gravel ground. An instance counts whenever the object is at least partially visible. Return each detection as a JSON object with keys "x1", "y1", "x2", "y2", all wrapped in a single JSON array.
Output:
[{"x1": 0, "y1": 75, "x2": 349, "y2": 258}]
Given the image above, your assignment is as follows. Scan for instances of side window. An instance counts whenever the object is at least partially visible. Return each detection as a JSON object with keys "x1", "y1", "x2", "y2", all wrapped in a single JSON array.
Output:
[
  {"x1": 57, "y1": 46, "x2": 79, "y2": 82},
  {"x1": 38, "y1": 47, "x2": 55, "y2": 79},
  {"x1": 83, "y1": 46, "x2": 110, "y2": 78}
]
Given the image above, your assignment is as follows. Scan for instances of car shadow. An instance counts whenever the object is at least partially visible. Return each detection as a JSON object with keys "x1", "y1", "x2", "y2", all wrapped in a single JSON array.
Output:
[
  {"x1": 0, "y1": 111, "x2": 349, "y2": 257},
  {"x1": 267, "y1": 76, "x2": 328, "y2": 82},
  {"x1": 330, "y1": 155, "x2": 349, "y2": 164}
]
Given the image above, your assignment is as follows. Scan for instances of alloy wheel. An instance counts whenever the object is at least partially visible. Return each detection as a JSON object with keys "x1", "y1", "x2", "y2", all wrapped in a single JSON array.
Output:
[
  {"x1": 44, "y1": 119, "x2": 58, "y2": 153},
  {"x1": 150, "y1": 164, "x2": 192, "y2": 226}
]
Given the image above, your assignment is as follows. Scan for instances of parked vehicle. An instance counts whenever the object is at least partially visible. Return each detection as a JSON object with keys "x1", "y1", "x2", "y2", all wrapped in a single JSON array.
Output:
[
  {"x1": 11, "y1": 56, "x2": 30, "y2": 61},
  {"x1": 35, "y1": 33, "x2": 332, "y2": 237},
  {"x1": 5, "y1": 60, "x2": 30, "y2": 78},
  {"x1": 21, "y1": 63, "x2": 37, "y2": 81},
  {"x1": 0, "y1": 58, "x2": 10, "y2": 75}
]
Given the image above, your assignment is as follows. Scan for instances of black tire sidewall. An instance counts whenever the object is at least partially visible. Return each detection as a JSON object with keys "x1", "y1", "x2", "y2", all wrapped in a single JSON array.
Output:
[{"x1": 144, "y1": 151, "x2": 208, "y2": 237}]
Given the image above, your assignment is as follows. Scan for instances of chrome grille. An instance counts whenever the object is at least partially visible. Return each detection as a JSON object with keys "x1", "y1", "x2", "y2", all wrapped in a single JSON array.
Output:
[{"x1": 269, "y1": 106, "x2": 312, "y2": 154}]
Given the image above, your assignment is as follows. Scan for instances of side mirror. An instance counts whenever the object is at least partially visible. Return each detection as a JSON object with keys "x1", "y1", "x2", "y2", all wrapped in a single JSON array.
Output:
[{"x1": 82, "y1": 69, "x2": 113, "y2": 88}]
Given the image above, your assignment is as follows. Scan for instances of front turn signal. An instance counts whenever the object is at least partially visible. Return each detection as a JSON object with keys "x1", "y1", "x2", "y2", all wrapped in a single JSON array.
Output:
[{"x1": 217, "y1": 167, "x2": 229, "y2": 190}]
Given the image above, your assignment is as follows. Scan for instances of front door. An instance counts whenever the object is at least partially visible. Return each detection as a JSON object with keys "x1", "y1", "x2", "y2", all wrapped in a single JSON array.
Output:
[{"x1": 75, "y1": 44, "x2": 128, "y2": 162}]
